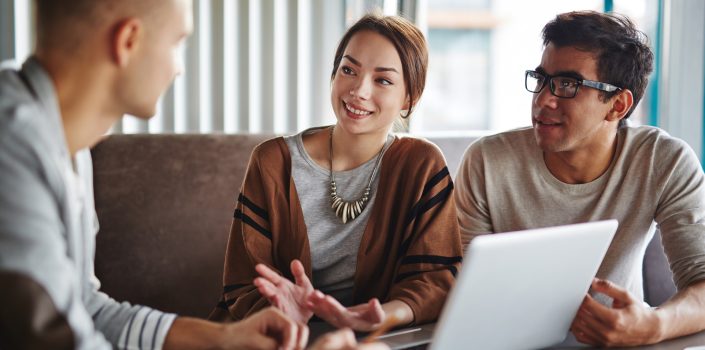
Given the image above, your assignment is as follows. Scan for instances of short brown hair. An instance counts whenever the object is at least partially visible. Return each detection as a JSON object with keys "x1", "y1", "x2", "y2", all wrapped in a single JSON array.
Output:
[
  {"x1": 331, "y1": 13, "x2": 428, "y2": 119},
  {"x1": 34, "y1": 0, "x2": 162, "y2": 51}
]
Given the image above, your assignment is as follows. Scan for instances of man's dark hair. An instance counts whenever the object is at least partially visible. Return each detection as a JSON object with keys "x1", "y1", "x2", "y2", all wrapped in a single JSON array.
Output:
[{"x1": 542, "y1": 11, "x2": 654, "y2": 120}]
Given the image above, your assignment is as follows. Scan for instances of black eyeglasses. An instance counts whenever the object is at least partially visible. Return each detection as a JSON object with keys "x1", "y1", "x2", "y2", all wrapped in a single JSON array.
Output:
[{"x1": 525, "y1": 70, "x2": 622, "y2": 98}]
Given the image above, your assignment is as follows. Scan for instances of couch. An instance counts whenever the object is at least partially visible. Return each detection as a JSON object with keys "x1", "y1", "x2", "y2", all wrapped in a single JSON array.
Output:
[{"x1": 91, "y1": 133, "x2": 676, "y2": 319}]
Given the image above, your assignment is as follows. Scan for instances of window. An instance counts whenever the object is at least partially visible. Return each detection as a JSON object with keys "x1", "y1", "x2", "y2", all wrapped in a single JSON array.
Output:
[{"x1": 412, "y1": 0, "x2": 665, "y2": 134}]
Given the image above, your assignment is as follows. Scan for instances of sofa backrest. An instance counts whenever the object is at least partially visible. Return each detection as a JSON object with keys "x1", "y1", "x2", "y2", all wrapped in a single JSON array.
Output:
[
  {"x1": 92, "y1": 134, "x2": 272, "y2": 318},
  {"x1": 91, "y1": 133, "x2": 676, "y2": 319}
]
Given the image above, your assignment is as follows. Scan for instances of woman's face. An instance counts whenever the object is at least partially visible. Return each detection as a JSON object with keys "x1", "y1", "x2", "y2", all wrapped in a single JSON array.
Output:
[{"x1": 330, "y1": 30, "x2": 408, "y2": 137}]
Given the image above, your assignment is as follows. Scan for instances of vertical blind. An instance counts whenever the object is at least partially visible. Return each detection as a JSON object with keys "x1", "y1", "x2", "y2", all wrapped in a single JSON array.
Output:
[
  {"x1": 117, "y1": 0, "x2": 347, "y2": 134},
  {"x1": 0, "y1": 0, "x2": 421, "y2": 135}
]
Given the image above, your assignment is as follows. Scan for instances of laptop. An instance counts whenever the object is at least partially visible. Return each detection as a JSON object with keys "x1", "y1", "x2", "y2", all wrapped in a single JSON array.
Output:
[{"x1": 380, "y1": 220, "x2": 618, "y2": 350}]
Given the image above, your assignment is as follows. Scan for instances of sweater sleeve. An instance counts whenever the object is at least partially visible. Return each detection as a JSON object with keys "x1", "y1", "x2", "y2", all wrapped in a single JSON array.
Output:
[
  {"x1": 387, "y1": 143, "x2": 464, "y2": 325},
  {"x1": 454, "y1": 139, "x2": 494, "y2": 247},
  {"x1": 654, "y1": 138, "x2": 705, "y2": 291},
  {"x1": 209, "y1": 143, "x2": 276, "y2": 321}
]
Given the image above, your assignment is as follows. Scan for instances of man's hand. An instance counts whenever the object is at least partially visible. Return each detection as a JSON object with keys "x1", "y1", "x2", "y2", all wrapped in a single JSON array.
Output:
[
  {"x1": 254, "y1": 259, "x2": 315, "y2": 323},
  {"x1": 308, "y1": 328, "x2": 390, "y2": 350},
  {"x1": 307, "y1": 291, "x2": 385, "y2": 331},
  {"x1": 570, "y1": 278, "x2": 662, "y2": 347},
  {"x1": 164, "y1": 307, "x2": 307, "y2": 350},
  {"x1": 225, "y1": 307, "x2": 309, "y2": 350}
]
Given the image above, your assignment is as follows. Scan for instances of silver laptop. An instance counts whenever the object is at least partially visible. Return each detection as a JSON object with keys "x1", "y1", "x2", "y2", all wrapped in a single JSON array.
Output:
[{"x1": 381, "y1": 220, "x2": 618, "y2": 350}]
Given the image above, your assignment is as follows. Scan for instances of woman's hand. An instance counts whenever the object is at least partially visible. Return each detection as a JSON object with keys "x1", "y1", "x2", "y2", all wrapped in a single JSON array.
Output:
[
  {"x1": 307, "y1": 291, "x2": 385, "y2": 331},
  {"x1": 254, "y1": 259, "x2": 315, "y2": 324}
]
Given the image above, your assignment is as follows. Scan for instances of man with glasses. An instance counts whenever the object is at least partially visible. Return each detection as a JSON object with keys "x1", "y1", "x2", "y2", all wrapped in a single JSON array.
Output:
[{"x1": 455, "y1": 10, "x2": 705, "y2": 347}]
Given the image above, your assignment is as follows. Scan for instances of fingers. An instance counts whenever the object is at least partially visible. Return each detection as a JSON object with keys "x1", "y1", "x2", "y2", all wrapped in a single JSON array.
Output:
[
  {"x1": 255, "y1": 263, "x2": 284, "y2": 285},
  {"x1": 572, "y1": 305, "x2": 610, "y2": 346},
  {"x1": 256, "y1": 307, "x2": 304, "y2": 350},
  {"x1": 308, "y1": 290, "x2": 349, "y2": 328},
  {"x1": 309, "y1": 328, "x2": 357, "y2": 350},
  {"x1": 296, "y1": 321, "x2": 309, "y2": 350},
  {"x1": 367, "y1": 298, "x2": 385, "y2": 324},
  {"x1": 247, "y1": 333, "x2": 279, "y2": 350},
  {"x1": 291, "y1": 259, "x2": 313, "y2": 290},
  {"x1": 579, "y1": 294, "x2": 615, "y2": 324},
  {"x1": 591, "y1": 278, "x2": 634, "y2": 306},
  {"x1": 254, "y1": 277, "x2": 279, "y2": 299},
  {"x1": 571, "y1": 320, "x2": 602, "y2": 346}
]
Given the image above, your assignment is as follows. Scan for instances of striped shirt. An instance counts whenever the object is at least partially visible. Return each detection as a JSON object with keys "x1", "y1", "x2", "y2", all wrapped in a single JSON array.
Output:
[{"x1": 0, "y1": 57, "x2": 176, "y2": 349}]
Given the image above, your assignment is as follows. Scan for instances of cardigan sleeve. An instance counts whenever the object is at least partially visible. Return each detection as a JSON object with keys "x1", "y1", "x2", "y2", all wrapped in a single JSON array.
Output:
[
  {"x1": 387, "y1": 142, "x2": 463, "y2": 325},
  {"x1": 209, "y1": 143, "x2": 278, "y2": 322}
]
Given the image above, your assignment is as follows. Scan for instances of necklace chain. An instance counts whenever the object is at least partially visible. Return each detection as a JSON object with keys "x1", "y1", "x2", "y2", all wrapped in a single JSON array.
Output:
[{"x1": 329, "y1": 126, "x2": 385, "y2": 224}]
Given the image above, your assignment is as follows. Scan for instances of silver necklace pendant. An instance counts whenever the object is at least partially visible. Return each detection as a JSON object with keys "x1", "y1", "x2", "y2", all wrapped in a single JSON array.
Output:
[
  {"x1": 328, "y1": 125, "x2": 385, "y2": 224},
  {"x1": 330, "y1": 180, "x2": 370, "y2": 224}
]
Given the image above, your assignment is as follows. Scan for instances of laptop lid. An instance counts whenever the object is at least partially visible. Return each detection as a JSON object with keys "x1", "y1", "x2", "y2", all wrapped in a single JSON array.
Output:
[{"x1": 428, "y1": 220, "x2": 618, "y2": 350}]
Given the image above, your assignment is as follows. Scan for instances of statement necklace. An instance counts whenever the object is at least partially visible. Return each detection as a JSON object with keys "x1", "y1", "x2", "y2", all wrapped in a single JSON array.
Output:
[{"x1": 329, "y1": 127, "x2": 385, "y2": 224}]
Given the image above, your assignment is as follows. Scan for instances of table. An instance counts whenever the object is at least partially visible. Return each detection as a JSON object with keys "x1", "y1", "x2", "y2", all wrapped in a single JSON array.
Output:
[
  {"x1": 311, "y1": 321, "x2": 705, "y2": 349},
  {"x1": 548, "y1": 329, "x2": 705, "y2": 350}
]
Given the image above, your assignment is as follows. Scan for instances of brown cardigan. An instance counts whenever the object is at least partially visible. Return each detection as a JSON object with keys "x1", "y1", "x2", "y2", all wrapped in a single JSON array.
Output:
[{"x1": 209, "y1": 135, "x2": 463, "y2": 325}]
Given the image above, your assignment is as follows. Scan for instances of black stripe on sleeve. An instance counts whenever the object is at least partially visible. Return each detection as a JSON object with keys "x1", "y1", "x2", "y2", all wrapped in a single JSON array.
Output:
[
  {"x1": 394, "y1": 265, "x2": 459, "y2": 283},
  {"x1": 421, "y1": 167, "x2": 450, "y2": 197},
  {"x1": 123, "y1": 309, "x2": 139, "y2": 349},
  {"x1": 215, "y1": 296, "x2": 238, "y2": 310},
  {"x1": 404, "y1": 181, "x2": 454, "y2": 227},
  {"x1": 151, "y1": 313, "x2": 166, "y2": 350},
  {"x1": 138, "y1": 309, "x2": 155, "y2": 350},
  {"x1": 400, "y1": 255, "x2": 462, "y2": 266},
  {"x1": 238, "y1": 193, "x2": 269, "y2": 221},
  {"x1": 223, "y1": 284, "x2": 248, "y2": 293},
  {"x1": 399, "y1": 182, "x2": 454, "y2": 256},
  {"x1": 234, "y1": 209, "x2": 272, "y2": 240}
]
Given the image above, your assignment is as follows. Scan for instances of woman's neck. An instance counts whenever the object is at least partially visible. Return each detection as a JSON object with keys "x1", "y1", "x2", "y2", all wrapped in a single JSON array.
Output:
[{"x1": 330, "y1": 125, "x2": 389, "y2": 172}]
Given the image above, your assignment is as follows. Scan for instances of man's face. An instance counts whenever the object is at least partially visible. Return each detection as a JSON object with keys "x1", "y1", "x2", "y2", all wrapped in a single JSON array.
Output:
[
  {"x1": 531, "y1": 43, "x2": 616, "y2": 154},
  {"x1": 119, "y1": 0, "x2": 193, "y2": 118}
]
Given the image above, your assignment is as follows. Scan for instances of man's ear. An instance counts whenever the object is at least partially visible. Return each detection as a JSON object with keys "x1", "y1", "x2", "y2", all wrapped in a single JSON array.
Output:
[
  {"x1": 606, "y1": 89, "x2": 634, "y2": 122},
  {"x1": 112, "y1": 18, "x2": 143, "y2": 67}
]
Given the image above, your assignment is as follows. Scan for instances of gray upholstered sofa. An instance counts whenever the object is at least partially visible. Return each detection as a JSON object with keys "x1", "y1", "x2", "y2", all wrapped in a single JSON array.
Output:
[{"x1": 91, "y1": 133, "x2": 676, "y2": 319}]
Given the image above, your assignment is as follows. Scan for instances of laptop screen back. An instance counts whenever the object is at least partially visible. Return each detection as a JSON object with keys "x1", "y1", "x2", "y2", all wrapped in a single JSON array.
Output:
[{"x1": 430, "y1": 220, "x2": 617, "y2": 350}]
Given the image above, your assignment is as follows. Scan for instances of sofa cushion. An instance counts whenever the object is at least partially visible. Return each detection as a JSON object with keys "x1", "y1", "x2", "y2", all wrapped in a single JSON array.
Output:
[{"x1": 92, "y1": 134, "x2": 272, "y2": 318}]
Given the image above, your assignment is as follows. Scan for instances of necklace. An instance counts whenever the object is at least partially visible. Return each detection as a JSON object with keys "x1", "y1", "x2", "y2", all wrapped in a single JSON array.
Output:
[{"x1": 329, "y1": 126, "x2": 386, "y2": 224}]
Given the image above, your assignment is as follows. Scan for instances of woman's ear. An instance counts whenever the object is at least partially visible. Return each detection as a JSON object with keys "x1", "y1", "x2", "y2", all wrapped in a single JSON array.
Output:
[
  {"x1": 112, "y1": 18, "x2": 143, "y2": 67},
  {"x1": 606, "y1": 89, "x2": 634, "y2": 122},
  {"x1": 402, "y1": 95, "x2": 412, "y2": 111}
]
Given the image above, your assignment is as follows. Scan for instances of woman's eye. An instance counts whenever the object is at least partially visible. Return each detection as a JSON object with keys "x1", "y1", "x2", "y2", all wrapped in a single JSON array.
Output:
[
  {"x1": 341, "y1": 66, "x2": 354, "y2": 75},
  {"x1": 377, "y1": 78, "x2": 392, "y2": 85}
]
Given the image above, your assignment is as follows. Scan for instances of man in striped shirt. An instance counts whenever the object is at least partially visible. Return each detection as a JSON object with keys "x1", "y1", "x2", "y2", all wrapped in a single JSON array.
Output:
[{"x1": 0, "y1": 1, "x2": 376, "y2": 349}]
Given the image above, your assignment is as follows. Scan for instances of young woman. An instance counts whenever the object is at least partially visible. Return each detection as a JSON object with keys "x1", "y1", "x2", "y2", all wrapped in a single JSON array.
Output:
[{"x1": 209, "y1": 13, "x2": 462, "y2": 331}]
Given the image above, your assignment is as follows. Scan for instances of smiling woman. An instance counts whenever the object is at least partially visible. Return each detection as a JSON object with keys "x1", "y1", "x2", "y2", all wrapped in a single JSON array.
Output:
[{"x1": 209, "y1": 13, "x2": 463, "y2": 333}]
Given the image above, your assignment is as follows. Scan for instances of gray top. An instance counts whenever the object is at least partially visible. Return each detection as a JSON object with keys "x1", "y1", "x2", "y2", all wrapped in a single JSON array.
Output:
[
  {"x1": 0, "y1": 58, "x2": 175, "y2": 349},
  {"x1": 455, "y1": 126, "x2": 705, "y2": 303},
  {"x1": 284, "y1": 127, "x2": 393, "y2": 305}
]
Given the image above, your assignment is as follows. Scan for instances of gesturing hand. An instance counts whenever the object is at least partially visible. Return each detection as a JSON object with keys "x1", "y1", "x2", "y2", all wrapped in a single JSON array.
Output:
[
  {"x1": 570, "y1": 278, "x2": 662, "y2": 347},
  {"x1": 254, "y1": 259, "x2": 315, "y2": 324},
  {"x1": 307, "y1": 290, "x2": 385, "y2": 332}
]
